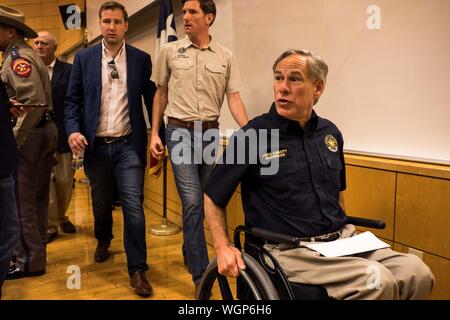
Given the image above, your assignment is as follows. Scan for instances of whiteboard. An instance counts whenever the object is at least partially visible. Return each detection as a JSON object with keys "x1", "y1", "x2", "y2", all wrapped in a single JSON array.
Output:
[
  {"x1": 212, "y1": 0, "x2": 450, "y2": 163},
  {"x1": 93, "y1": 0, "x2": 450, "y2": 164}
]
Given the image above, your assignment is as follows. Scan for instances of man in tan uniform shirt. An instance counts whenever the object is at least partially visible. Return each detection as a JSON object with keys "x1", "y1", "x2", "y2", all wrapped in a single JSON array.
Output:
[
  {"x1": 150, "y1": 0, "x2": 248, "y2": 295},
  {"x1": 0, "y1": 5, "x2": 57, "y2": 279}
]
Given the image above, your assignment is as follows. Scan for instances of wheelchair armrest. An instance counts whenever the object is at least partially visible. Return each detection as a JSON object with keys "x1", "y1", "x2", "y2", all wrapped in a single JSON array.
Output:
[
  {"x1": 234, "y1": 215, "x2": 386, "y2": 249},
  {"x1": 251, "y1": 228, "x2": 303, "y2": 246},
  {"x1": 346, "y1": 216, "x2": 385, "y2": 229},
  {"x1": 234, "y1": 225, "x2": 302, "y2": 248}
]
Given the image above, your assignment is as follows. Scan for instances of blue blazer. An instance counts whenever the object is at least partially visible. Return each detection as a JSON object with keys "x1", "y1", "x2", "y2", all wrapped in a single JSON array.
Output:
[{"x1": 64, "y1": 43, "x2": 157, "y2": 164}]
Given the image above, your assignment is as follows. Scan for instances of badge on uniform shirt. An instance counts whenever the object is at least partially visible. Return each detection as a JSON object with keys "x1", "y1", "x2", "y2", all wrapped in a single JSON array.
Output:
[
  {"x1": 11, "y1": 58, "x2": 32, "y2": 78},
  {"x1": 10, "y1": 46, "x2": 20, "y2": 61},
  {"x1": 177, "y1": 47, "x2": 186, "y2": 54},
  {"x1": 325, "y1": 135, "x2": 338, "y2": 152}
]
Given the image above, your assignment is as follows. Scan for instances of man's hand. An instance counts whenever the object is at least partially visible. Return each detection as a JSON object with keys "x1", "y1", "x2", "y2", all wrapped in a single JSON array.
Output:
[
  {"x1": 9, "y1": 99, "x2": 29, "y2": 118},
  {"x1": 68, "y1": 132, "x2": 88, "y2": 155},
  {"x1": 216, "y1": 244, "x2": 246, "y2": 278},
  {"x1": 150, "y1": 132, "x2": 165, "y2": 160}
]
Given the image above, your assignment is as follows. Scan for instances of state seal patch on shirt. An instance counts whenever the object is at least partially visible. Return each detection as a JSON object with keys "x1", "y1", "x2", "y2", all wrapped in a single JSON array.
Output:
[
  {"x1": 11, "y1": 58, "x2": 32, "y2": 78},
  {"x1": 325, "y1": 134, "x2": 338, "y2": 152}
]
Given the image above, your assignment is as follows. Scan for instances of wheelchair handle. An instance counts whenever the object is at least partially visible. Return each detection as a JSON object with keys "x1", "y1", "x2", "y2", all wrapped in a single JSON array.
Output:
[{"x1": 347, "y1": 216, "x2": 385, "y2": 229}]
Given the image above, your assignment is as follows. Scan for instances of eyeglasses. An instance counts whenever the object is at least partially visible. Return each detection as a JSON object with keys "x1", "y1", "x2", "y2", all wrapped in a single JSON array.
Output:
[{"x1": 108, "y1": 60, "x2": 119, "y2": 79}]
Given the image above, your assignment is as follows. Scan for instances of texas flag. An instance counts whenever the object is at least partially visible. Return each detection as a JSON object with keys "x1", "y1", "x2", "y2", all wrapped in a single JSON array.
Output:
[
  {"x1": 150, "y1": 0, "x2": 178, "y2": 176},
  {"x1": 156, "y1": 0, "x2": 178, "y2": 53}
]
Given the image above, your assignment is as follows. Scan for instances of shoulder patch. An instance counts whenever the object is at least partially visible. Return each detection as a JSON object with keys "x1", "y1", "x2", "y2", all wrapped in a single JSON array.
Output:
[
  {"x1": 11, "y1": 58, "x2": 32, "y2": 78},
  {"x1": 325, "y1": 134, "x2": 338, "y2": 152}
]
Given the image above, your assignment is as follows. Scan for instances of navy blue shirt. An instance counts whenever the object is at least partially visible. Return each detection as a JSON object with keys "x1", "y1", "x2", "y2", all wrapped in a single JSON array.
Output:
[
  {"x1": 0, "y1": 80, "x2": 18, "y2": 177},
  {"x1": 206, "y1": 103, "x2": 347, "y2": 237}
]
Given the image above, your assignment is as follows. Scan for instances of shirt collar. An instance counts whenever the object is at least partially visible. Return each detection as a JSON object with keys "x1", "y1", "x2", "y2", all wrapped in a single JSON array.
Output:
[
  {"x1": 101, "y1": 40, "x2": 126, "y2": 60},
  {"x1": 4, "y1": 38, "x2": 28, "y2": 57},
  {"x1": 269, "y1": 103, "x2": 319, "y2": 134},
  {"x1": 183, "y1": 35, "x2": 216, "y2": 52},
  {"x1": 48, "y1": 59, "x2": 56, "y2": 68}
]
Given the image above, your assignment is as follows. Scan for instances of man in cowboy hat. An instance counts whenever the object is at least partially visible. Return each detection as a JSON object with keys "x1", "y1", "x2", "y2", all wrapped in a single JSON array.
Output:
[{"x1": 0, "y1": 4, "x2": 57, "y2": 280}]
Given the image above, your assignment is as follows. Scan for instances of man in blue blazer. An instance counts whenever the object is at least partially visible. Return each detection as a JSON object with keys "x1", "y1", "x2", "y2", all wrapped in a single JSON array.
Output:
[{"x1": 65, "y1": 1, "x2": 156, "y2": 297}]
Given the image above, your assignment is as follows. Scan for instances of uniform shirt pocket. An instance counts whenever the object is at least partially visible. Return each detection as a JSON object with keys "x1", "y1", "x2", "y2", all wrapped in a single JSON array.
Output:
[
  {"x1": 171, "y1": 59, "x2": 194, "y2": 81},
  {"x1": 205, "y1": 63, "x2": 227, "y2": 92},
  {"x1": 205, "y1": 63, "x2": 227, "y2": 74},
  {"x1": 172, "y1": 59, "x2": 194, "y2": 70},
  {"x1": 325, "y1": 156, "x2": 342, "y2": 191}
]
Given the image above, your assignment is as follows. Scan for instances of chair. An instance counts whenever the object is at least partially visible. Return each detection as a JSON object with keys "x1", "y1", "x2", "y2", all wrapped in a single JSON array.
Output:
[{"x1": 196, "y1": 216, "x2": 385, "y2": 300}]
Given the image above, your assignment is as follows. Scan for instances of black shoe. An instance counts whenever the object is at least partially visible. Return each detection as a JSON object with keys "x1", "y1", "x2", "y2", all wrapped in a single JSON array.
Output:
[
  {"x1": 46, "y1": 230, "x2": 58, "y2": 244},
  {"x1": 94, "y1": 241, "x2": 111, "y2": 263},
  {"x1": 60, "y1": 220, "x2": 76, "y2": 233},
  {"x1": 6, "y1": 265, "x2": 45, "y2": 280}
]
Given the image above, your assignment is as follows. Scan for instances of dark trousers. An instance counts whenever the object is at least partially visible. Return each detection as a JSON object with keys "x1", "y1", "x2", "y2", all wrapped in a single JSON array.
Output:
[
  {"x1": 14, "y1": 122, "x2": 57, "y2": 272},
  {"x1": 0, "y1": 175, "x2": 20, "y2": 297},
  {"x1": 84, "y1": 136, "x2": 148, "y2": 274}
]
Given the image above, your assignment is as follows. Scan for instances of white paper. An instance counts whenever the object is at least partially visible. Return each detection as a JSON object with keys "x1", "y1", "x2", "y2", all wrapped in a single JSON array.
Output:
[{"x1": 305, "y1": 231, "x2": 390, "y2": 257}]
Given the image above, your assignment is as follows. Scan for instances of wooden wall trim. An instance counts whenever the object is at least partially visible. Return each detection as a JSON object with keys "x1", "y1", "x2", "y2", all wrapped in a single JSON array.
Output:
[{"x1": 345, "y1": 154, "x2": 450, "y2": 180}]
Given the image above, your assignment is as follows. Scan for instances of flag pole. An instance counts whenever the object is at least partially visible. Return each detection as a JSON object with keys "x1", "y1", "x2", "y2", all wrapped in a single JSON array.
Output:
[
  {"x1": 150, "y1": 151, "x2": 180, "y2": 235},
  {"x1": 150, "y1": 0, "x2": 180, "y2": 236}
]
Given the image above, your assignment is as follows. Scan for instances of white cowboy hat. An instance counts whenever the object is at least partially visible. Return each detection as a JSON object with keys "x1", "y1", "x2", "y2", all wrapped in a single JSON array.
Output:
[{"x1": 0, "y1": 5, "x2": 37, "y2": 38}]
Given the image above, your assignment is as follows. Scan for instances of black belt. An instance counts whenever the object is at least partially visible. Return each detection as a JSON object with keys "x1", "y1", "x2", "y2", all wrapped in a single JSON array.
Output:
[
  {"x1": 248, "y1": 229, "x2": 342, "y2": 247},
  {"x1": 95, "y1": 134, "x2": 132, "y2": 145},
  {"x1": 302, "y1": 230, "x2": 342, "y2": 243},
  {"x1": 35, "y1": 111, "x2": 55, "y2": 128}
]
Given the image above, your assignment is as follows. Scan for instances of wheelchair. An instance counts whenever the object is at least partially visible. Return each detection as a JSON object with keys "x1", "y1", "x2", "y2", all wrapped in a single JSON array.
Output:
[{"x1": 196, "y1": 216, "x2": 385, "y2": 300}]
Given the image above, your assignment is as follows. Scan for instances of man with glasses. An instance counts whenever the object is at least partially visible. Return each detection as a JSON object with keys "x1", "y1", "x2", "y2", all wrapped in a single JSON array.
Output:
[{"x1": 65, "y1": 1, "x2": 158, "y2": 297}]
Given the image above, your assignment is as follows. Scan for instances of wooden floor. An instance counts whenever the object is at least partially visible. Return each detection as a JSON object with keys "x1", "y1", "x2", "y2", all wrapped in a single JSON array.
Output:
[{"x1": 2, "y1": 172, "x2": 231, "y2": 300}]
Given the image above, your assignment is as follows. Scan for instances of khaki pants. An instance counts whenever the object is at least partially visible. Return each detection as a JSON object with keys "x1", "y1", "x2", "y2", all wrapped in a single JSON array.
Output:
[
  {"x1": 48, "y1": 152, "x2": 75, "y2": 233},
  {"x1": 265, "y1": 224, "x2": 435, "y2": 300}
]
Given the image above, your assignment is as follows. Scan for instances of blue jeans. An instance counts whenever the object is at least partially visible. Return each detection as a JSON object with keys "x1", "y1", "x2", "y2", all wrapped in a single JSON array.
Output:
[
  {"x1": 165, "y1": 125, "x2": 219, "y2": 282},
  {"x1": 0, "y1": 175, "x2": 20, "y2": 295},
  {"x1": 84, "y1": 136, "x2": 147, "y2": 274}
]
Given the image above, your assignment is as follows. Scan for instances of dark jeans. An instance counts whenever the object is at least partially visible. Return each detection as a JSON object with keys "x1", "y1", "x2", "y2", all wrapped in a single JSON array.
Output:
[
  {"x1": 84, "y1": 136, "x2": 147, "y2": 274},
  {"x1": 0, "y1": 175, "x2": 20, "y2": 297},
  {"x1": 165, "y1": 125, "x2": 219, "y2": 283}
]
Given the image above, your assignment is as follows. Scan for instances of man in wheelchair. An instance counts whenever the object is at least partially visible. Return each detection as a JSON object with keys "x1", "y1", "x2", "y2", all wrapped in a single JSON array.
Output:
[{"x1": 203, "y1": 49, "x2": 434, "y2": 300}]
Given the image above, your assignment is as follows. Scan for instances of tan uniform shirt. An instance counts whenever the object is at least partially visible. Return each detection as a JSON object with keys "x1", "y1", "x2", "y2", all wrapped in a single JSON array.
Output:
[
  {"x1": 1, "y1": 38, "x2": 53, "y2": 147},
  {"x1": 154, "y1": 36, "x2": 241, "y2": 122}
]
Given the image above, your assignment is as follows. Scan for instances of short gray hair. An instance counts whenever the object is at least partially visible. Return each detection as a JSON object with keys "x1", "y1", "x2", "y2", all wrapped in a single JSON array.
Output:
[
  {"x1": 272, "y1": 49, "x2": 328, "y2": 85},
  {"x1": 38, "y1": 31, "x2": 58, "y2": 49}
]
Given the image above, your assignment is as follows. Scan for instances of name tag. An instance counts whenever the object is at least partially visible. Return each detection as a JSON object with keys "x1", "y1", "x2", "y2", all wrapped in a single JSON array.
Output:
[{"x1": 262, "y1": 149, "x2": 288, "y2": 161}]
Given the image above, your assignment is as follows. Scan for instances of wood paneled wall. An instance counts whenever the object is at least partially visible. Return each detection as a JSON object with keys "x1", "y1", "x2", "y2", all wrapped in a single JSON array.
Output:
[
  {"x1": 342, "y1": 155, "x2": 450, "y2": 299},
  {"x1": 1, "y1": 0, "x2": 84, "y2": 57},
  {"x1": 144, "y1": 140, "x2": 450, "y2": 299}
]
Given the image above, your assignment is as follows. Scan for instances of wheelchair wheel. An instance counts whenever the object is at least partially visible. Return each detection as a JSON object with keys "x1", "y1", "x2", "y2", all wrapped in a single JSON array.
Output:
[{"x1": 196, "y1": 252, "x2": 279, "y2": 300}]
